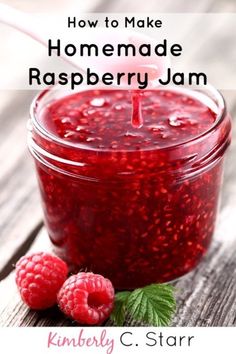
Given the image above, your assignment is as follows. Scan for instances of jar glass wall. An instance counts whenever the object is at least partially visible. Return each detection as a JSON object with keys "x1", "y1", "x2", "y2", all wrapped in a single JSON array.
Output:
[{"x1": 28, "y1": 85, "x2": 231, "y2": 289}]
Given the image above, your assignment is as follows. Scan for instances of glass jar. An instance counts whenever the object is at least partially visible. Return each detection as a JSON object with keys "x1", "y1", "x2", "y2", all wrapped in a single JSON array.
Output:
[{"x1": 28, "y1": 85, "x2": 231, "y2": 289}]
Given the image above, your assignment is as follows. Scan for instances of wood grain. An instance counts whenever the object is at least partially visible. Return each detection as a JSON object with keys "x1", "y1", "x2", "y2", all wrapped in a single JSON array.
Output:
[{"x1": 0, "y1": 91, "x2": 43, "y2": 279}]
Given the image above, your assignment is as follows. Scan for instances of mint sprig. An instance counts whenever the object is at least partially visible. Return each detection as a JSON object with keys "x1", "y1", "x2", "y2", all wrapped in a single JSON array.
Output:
[{"x1": 111, "y1": 284, "x2": 176, "y2": 326}]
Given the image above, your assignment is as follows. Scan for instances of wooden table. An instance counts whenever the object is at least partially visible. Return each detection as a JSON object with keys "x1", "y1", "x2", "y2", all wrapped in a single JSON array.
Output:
[{"x1": 0, "y1": 0, "x2": 236, "y2": 326}]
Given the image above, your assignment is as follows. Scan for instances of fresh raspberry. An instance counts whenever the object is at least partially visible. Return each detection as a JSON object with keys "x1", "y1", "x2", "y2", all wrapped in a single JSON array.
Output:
[
  {"x1": 57, "y1": 272, "x2": 115, "y2": 325},
  {"x1": 15, "y1": 252, "x2": 68, "y2": 310}
]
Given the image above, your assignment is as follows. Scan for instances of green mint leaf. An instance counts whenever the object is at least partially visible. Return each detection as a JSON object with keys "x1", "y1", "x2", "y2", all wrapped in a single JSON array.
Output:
[
  {"x1": 126, "y1": 284, "x2": 176, "y2": 326},
  {"x1": 111, "y1": 291, "x2": 131, "y2": 326}
]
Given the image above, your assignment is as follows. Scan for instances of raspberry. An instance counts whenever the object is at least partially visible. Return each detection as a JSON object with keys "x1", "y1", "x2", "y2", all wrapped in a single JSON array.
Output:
[
  {"x1": 57, "y1": 272, "x2": 115, "y2": 325},
  {"x1": 15, "y1": 252, "x2": 68, "y2": 310}
]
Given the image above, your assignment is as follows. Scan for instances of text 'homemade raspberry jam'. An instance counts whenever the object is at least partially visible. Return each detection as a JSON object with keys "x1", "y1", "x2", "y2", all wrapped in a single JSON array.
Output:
[{"x1": 28, "y1": 86, "x2": 231, "y2": 289}]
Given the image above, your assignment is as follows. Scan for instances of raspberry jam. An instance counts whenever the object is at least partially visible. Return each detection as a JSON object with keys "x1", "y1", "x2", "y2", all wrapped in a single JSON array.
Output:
[{"x1": 28, "y1": 86, "x2": 231, "y2": 289}]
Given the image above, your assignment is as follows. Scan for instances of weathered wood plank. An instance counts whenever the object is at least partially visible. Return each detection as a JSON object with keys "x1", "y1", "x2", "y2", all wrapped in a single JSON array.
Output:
[
  {"x1": 172, "y1": 206, "x2": 236, "y2": 326},
  {"x1": 0, "y1": 91, "x2": 43, "y2": 277},
  {"x1": 218, "y1": 92, "x2": 236, "y2": 207}
]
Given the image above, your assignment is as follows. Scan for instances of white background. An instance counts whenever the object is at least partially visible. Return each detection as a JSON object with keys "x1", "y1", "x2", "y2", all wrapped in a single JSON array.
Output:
[{"x1": 0, "y1": 327, "x2": 236, "y2": 354}]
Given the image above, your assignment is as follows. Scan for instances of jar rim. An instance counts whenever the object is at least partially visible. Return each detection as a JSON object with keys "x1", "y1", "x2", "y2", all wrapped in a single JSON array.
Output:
[{"x1": 29, "y1": 84, "x2": 227, "y2": 153}]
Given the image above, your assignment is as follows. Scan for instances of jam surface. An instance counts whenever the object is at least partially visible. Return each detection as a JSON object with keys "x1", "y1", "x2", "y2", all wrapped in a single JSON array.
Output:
[
  {"x1": 40, "y1": 89, "x2": 216, "y2": 150},
  {"x1": 34, "y1": 89, "x2": 225, "y2": 289}
]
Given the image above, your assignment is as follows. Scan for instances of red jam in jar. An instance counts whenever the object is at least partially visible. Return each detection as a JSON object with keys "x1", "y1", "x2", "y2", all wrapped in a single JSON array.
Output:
[{"x1": 28, "y1": 86, "x2": 231, "y2": 289}]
